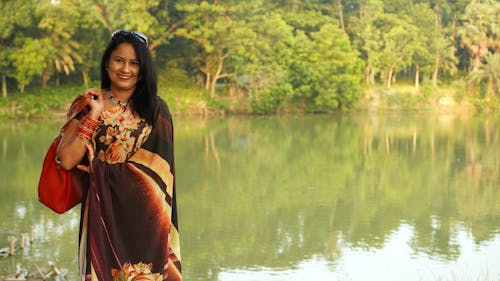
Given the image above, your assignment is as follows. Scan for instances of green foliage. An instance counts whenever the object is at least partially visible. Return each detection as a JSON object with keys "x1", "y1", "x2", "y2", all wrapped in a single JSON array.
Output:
[
  {"x1": 286, "y1": 21, "x2": 363, "y2": 112},
  {"x1": 0, "y1": 85, "x2": 87, "y2": 119},
  {"x1": 251, "y1": 89, "x2": 287, "y2": 114},
  {"x1": 9, "y1": 38, "x2": 52, "y2": 91},
  {"x1": 467, "y1": 52, "x2": 500, "y2": 97},
  {"x1": 0, "y1": 0, "x2": 499, "y2": 113},
  {"x1": 457, "y1": 0, "x2": 500, "y2": 71}
]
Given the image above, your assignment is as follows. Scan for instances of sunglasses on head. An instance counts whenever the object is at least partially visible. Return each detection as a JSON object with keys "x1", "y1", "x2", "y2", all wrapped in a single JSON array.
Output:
[{"x1": 111, "y1": 29, "x2": 149, "y2": 47}]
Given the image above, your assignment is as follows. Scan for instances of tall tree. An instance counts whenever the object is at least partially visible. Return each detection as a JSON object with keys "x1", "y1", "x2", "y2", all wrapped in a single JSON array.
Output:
[
  {"x1": 457, "y1": 0, "x2": 500, "y2": 71},
  {"x1": 9, "y1": 38, "x2": 51, "y2": 92},
  {"x1": 407, "y1": 3, "x2": 435, "y2": 91},
  {"x1": 176, "y1": 1, "x2": 235, "y2": 97},
  {"x1": 0, "y1": 0, "x2": 34, "y2": 96},
  {"x1": 356, "y1": 12, "x2": 418, "y2": 87},
  {"x1": 91, "y1": 0, "x2": 183, "y2": 52},
  {"x1": 37, "y1": 1, "x2": 83, "y2": 87},
  {"x1": 408, "y1": 2, "x2": 457, "y2": 90},
  {"x1": 467, "y1": 52, "x2": 500, "y2": 97},
  {"x1": 348, "y1": 0, "x2": 384, "y2": 84}
]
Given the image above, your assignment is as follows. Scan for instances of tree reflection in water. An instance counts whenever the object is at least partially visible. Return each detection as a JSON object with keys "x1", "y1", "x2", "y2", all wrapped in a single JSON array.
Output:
[{"x1": 1, "y1": 113, "x2": 499, "y2": 281}]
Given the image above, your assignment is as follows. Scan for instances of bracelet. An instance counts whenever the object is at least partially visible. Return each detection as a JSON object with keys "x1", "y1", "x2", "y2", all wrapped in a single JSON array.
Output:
[
  {"x1": 76, "y1": 116, "x2": 101, "y2": 141},
  {"x1": 76, "y1": 126, "x2": 93, "y2": 141},
  {"x1": 81, "y1": 116, "x2": 101, "y2": 131}
]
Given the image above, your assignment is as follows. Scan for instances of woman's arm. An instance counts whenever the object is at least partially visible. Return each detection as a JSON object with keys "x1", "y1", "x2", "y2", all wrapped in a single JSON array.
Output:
[{"x1": 56, "y1": 89, "x2": 105, "y2": 170}]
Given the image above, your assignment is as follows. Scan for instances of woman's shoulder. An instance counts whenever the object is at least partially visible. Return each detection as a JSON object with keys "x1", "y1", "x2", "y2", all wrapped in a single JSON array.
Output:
[{"x1": 153, "y1": 96, "x2": 172, "y2": 118}]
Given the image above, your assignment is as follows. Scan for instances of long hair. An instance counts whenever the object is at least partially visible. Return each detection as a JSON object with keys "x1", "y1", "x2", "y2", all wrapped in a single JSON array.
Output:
[{"x1": 100, "y1": 31, "x2": 157, "y2": 125}]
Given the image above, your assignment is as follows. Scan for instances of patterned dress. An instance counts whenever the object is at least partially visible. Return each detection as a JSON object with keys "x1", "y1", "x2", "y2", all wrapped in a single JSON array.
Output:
[
  {"x1": 94, "y1": 106, "x2": 152, "y2": 164},
  {"x1": 72, "y1": 97, "x2": 182, "y2": 281}
]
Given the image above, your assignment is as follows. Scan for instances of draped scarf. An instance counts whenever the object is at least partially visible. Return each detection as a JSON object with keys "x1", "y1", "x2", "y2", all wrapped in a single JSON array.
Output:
[{"x1": 77, "y1": 98, "x2": 182, "y2": 281}]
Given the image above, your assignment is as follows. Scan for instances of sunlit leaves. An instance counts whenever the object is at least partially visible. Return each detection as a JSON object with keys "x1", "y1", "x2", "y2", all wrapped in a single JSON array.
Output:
[{"x1": 9, "y1": 38, "x2": 52, "y2": 91}]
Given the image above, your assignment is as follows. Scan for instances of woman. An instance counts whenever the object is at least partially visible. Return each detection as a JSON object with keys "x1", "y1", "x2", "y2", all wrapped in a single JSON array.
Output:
[{"x1": 56, "y1": 30, "x2": 182, "y2": 281}]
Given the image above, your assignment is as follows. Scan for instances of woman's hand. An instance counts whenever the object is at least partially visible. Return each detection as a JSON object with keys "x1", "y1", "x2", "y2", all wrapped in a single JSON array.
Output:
[
  {"x1": 77, "y1": 142, "x2": 95, "y2": 173},
  {"x1": 82, "y1": 88, "x2": 105, "y2": 120}
]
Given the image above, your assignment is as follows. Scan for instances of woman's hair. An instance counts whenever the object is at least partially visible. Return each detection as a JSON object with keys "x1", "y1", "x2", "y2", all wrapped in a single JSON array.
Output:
[{"x1": 100, "y1": 30, "x2": 157, "y2": 125}]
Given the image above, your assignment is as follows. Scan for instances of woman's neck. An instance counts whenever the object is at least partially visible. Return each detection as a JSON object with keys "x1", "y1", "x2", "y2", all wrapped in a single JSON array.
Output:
[{"x1": 109, "y1": 88, "x2": 134, "y2": 103}]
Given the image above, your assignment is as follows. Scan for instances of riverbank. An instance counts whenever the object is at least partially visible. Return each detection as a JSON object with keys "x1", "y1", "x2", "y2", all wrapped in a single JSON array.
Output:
[{"x1": 0, "y1": 83, "x2": 496, "y2": 120}]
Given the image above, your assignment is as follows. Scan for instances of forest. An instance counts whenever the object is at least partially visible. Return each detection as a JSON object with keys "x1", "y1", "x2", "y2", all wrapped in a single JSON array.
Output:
[{"x1": 0, "y1": 0, "x2": 499, "y2": 114}]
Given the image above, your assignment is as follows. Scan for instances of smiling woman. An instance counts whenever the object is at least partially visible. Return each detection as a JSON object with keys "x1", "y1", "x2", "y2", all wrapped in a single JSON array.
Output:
[{"x1": 51, "y1": 30, "x2": 182, "y2": 281}]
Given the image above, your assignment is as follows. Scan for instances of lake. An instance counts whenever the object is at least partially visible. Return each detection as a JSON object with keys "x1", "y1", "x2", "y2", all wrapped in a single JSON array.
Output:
[{"x1": 1, "y1": 112, "x2": 499, "y2": 281}]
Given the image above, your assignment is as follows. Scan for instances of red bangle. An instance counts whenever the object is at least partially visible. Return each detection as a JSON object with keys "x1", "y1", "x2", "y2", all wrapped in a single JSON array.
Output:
[
  {"x1": 76, "y1": 126, "x2": 93, "y2": 141},
  {"x1": 81, "y1": 116, "x2": 100, "y2": 131}
]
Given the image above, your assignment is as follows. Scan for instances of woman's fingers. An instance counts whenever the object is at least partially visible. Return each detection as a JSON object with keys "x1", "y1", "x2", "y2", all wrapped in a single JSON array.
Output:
[
  {"x1": 76, "y1": 164, "x2": 90, "y2": 173},
  {"x1": 76, "y1": 142, "x2": 95, "y2": 174},
  {"x1": 85, "y1": 142, "x2": 95, "y2": 163},
  {"x1": 82, "y1": 89, "x2": 105, "y2": 119}
]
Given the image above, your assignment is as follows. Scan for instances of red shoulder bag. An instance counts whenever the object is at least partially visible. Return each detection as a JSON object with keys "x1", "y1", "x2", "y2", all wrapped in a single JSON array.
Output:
[{"x1": 38, "y1": 95, "x2": 92, "y2": 214}]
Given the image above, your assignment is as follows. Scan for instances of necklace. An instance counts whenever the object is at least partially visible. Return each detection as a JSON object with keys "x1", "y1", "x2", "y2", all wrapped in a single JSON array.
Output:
[{"x1": 106, "y1": 91, "x2": 129, "y2": 107}]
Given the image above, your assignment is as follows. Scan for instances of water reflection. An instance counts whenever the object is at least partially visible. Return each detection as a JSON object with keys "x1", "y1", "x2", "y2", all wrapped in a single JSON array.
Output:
[{"x1": 1, "y1": 113, "x2": 500, "y2": 281}]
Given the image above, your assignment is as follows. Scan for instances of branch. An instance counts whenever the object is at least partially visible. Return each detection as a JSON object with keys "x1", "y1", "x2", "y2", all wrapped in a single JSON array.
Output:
[
  {"x1": 93, "y1": 1, "x2": 114, "y2": 35},
  {"x1": 149, "y1": 19, "x2": 185, "y2": 51}
]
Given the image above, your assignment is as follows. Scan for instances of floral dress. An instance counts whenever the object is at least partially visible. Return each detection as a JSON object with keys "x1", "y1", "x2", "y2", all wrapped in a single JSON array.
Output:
[
  {"x1": 93, "y1": 106, "x2": 152, "y2": 163},
  {"x1": 76, "y1": 99, "x2": 182, "y2": 281}
]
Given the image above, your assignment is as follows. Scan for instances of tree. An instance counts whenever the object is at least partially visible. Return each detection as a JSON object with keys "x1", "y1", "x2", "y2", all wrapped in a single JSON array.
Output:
[
  {"x1": 91, "y1": 0, "x2": 183, "y2": 51},
  {"x1": 9, "y1": 38, "x2": 51, "y2": 92},
  {"x1": 408, "y1": 3, "x2": 457, "y2": 90},
  {"x1": 348, "y1": 0, "x2": 383, "y2": 85},
  {"x1": 309, "y1": 23, "x2": 363, "y2": 109},
  {"x1": 467, "y1": 52, "x2": 500, "y2": 97},
  {"x1": 233, "y1": 8, "x2": 295, "y2": 112},
  {"x1": 0, "y1": 0, "x2": 34, "y2": 96},
  {"x1": 37, "y1": 1, "x2": 83, "y2": 87},
  {"x1": 458, "y1": 0, "x2": 500, "y2": 71},
  {"x1": 356, "y1": 12, "x2": 418, "y2": 87},
  {"x1": 176, "y1": 1, "x2": 248, "y2": 97}
]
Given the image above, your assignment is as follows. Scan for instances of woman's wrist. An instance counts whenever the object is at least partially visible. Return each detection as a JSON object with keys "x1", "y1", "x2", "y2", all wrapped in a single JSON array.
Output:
[
  {"x1": 87, "y1": 110, "x2": 101, "y2": 120},
  {"x1": 75, "y1": 115, "x2": 101, "y2": 141}
]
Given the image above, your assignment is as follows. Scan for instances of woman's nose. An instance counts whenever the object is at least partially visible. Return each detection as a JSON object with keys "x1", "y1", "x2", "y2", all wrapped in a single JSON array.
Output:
[{"x1": 121, "y1": 62, "x2": 131, "y2": 72}]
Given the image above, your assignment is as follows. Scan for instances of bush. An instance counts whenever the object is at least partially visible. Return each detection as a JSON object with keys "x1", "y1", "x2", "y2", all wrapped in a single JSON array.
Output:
[{"x1": 0, "y1": 85, "x2": 87, "y2": 119}]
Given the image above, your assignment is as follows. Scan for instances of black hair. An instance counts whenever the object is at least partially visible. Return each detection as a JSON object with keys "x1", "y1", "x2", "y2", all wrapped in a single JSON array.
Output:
[{"x1": 100, "y1": 31, "x2": 157, "y2": 125}]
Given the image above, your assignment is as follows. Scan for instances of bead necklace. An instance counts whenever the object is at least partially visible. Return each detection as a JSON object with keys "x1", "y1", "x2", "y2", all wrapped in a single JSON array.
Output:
[{"x1": 106, "y1": 91, "x2": 129, "y2": 107}]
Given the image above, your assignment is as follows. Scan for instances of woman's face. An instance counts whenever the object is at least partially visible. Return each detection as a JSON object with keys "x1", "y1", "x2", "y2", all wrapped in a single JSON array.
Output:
[{"x1": 107, "y1": 42, "x2": 140, "y2": 92}]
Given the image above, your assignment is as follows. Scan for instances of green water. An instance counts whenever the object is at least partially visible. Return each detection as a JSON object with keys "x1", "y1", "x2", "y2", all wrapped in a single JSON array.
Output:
[{"x1": 1, "y1": 113, "x2": 500, "y2": 281}]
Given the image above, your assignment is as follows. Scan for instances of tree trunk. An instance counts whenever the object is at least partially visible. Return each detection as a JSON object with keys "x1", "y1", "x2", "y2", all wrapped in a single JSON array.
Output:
[
  {"x1": 41, "y1": 71, "x2": 49, "y2": 88},
  {"x1": 2, "y1": 75, "x2": 7, "y2": 98},
  {"x1": 82, "y1": 70, "x2": 90, "y2": 85},
  {"x1": 387, "y1": 68, "x2": 393, "y2": 88},
  {"x1": 210, "y1": 49, "x2": 227, "y2": 98},
  {"x1": 210, "y1": 76, "x2": 217, "y2": 98},
  {"x1": 432, "y1": 65, "x2": 439, "y2": 86},
  {"x1": 56, "y1": 72, "x2": 60, "y2": 87},
  {"x1": 94, "y1": 2, "x2": 114, "y2": 35},
  {"x1": 415, "y1": 65, "x2": 420, "y2": 92},
  {"x1": 365, "y1": 66, "x2": 371, "y2": 84},
  {"x1": 205, "y1": 73, "x2": 211, "y2": 90},
  {"x1": 337, "y1": 0, "x2": 346, "y2": 34}
]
